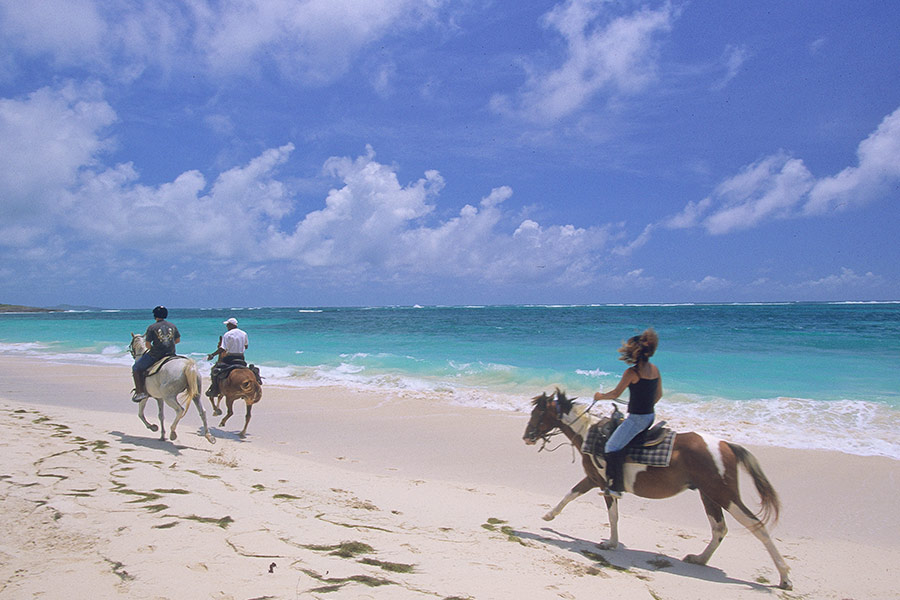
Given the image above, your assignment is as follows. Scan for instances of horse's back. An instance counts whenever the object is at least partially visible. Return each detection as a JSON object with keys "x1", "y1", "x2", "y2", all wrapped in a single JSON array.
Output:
[{"x1": 148, "y1": 357, "x2": 198, "y2": 396}]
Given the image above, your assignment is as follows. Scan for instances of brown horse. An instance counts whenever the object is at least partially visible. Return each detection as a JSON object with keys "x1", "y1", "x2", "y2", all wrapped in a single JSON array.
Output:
[
  {"x1": 523, "y1": 390, "x2": 792, "y2": 590},
  {"x1": 209, "y1": 368, "x2": 262, "y2": 439}
]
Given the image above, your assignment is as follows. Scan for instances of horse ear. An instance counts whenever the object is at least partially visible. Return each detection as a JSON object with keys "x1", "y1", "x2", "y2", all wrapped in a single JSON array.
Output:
[{"x1": 131, "y1": 332, "x2": 136, "y2": 338}]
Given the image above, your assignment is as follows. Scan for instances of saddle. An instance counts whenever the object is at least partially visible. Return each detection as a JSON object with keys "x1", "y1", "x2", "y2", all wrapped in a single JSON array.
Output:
[
  {"x1": 213, "y1": 360, "x2": 263, "y2": 385},
  {"x1": 583, "y1": 404, "x2": 675, "y2": 467},
  {"x1": 145, "y1": 355, "x2": 186, "y2": 376}
]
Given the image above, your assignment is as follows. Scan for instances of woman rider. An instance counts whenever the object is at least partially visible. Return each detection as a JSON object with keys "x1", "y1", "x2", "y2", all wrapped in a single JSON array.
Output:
[{"x1": 592, "y1": 328, "x2": 663, "y2": 498}]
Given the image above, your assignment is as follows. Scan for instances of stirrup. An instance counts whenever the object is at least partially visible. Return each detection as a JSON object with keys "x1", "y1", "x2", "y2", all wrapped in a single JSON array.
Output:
[
  {"x1": 132, "y1": 391, "x2": 149, "y2": 403},
  {"x1": 604, "y1": 488, "x2": 623, "y2": 499}
]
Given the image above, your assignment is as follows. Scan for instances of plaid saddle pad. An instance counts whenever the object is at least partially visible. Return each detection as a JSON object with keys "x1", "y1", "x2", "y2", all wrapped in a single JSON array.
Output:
[{"x1": 583, "y1": 423, "x2": 676, "y2": 468}]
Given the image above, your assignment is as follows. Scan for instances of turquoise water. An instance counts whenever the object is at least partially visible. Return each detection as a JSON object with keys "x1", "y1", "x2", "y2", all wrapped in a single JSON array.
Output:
[{"x1": 1, "y1": 303, "x2": 898, "y2": 458}]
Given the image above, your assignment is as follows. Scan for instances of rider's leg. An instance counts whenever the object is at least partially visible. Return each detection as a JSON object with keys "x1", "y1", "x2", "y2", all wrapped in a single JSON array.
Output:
[
  {"x1": 603, "y1": 412, "x2": 654, "y2": 497},
  {"x1": 132, "y1": 355, "x2": 153, "y2": 402},
  {"x1": 206, "y1": 363, "x2": 222, "y2": 397}
]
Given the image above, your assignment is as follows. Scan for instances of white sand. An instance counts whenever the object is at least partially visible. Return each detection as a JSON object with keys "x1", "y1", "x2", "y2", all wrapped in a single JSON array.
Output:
[{"x1": 0, "y1": 357, "x2": 898, "y2": 599}]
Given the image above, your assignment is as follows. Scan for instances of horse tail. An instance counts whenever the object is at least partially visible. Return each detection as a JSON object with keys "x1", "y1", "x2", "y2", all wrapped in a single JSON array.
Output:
[
  {"x1": 728, "y1": 442, "x2": 780, "y2": 525},
  {"x1": 183, "y1": 359, "x2": 201, "y2": 403}
]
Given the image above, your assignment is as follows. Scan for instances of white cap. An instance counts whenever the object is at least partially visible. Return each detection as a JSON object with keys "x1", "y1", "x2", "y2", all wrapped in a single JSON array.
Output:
[{"x1": 224, "y1": 317, "x2": 238, "y2": 326}]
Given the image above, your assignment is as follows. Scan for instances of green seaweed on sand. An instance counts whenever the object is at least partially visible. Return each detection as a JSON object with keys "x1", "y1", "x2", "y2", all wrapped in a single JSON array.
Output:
[
  {"x1": 179, "y1": 514, "x2": 234, "y2": 529},
  {"x1": 359, "y1": 557, "x2": 415, "y2": 573},
  {"x1": 581, "y1": 550, "x2": 631, "y2": 572},
  {"x1": 304, "y1": 541, "x2": 374, "y2": 558},
  {"x1": 301, "y1": 568, "x2": 395, "y2": 592}
]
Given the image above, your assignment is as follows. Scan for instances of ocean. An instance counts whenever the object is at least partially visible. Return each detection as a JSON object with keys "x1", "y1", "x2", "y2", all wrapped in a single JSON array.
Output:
[{"x1": 1, "y1": 303, "x2": 897, "y2": 459}]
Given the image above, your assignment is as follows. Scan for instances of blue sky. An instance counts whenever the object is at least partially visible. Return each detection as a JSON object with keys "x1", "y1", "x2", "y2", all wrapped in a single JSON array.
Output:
[{"x1": 1, "y1": 1, "x2": 898, "y2": 308}]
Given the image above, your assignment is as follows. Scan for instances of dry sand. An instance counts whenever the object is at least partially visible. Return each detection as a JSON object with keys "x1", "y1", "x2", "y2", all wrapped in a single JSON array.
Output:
[{"x1": 0, "y1": 356, "x2": 898, "y2": 599}]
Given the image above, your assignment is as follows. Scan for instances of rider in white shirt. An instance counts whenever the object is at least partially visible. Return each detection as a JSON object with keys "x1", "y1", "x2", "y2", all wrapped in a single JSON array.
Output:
[{"x1": 206, "y1": 317, "x2": 249, "y2": 398}]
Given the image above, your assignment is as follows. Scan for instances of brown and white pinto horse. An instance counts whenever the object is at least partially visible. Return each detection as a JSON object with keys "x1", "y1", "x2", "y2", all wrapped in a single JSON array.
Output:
[
  {"x1": 209, "y1": 368, "x2": 262, "y2": 439},
  {"x1": 523, "y1": 390, "x2": 792, "y2": 590}
]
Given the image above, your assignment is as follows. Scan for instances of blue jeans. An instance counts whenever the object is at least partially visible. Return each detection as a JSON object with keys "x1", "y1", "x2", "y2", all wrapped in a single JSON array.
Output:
[
  {"x1": 133, "y1": 354, "x2": 156, "y2": 373},
  {"x1": 604, "y1": 412, "x2": 655, "y2": 453}
]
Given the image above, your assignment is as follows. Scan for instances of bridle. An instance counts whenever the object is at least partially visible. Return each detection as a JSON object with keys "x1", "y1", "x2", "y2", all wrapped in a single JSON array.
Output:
[{"x1": 526, "y1": 392, "x2": 599, "y2": 454}]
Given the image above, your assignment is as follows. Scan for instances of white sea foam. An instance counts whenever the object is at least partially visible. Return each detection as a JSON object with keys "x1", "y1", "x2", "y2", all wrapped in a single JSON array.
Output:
[{"x1": 2, "y1": 345, "x2": 897, "y2": 459}]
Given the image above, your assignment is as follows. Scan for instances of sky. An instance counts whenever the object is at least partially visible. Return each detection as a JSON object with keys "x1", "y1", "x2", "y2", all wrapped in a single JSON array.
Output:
[{"x1": 1, "y1": 0, "x2": 899, "y2": 308}]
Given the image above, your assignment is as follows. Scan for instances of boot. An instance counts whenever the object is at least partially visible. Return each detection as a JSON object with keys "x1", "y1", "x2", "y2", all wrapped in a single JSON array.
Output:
[
  {"x1": 131, "y1": 371, "x2": 149, "y2": 402},
  {"x1": 604, "y1": 450, "x2": 626, "y2": 498},
  {"x1": 205, "y1": 372, "x2": 220, "y2": 398}
]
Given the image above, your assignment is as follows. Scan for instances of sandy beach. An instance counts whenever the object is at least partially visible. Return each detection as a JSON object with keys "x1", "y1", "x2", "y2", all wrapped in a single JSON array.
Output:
[{"x1": 1, "y1": 356, "x2": 898, "y2": 599}]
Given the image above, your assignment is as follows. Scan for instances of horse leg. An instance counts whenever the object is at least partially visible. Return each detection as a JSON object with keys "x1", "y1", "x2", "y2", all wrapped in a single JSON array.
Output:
[
  {"x1": 239, "y1": 402, "x2": 252, "y2": 439},
  {"x1": 191, "y1": 392, "x2": 216, "y2": 445},
  {"x1": 725, "y1": 501, "x2": 793, "y2": 590},
  {"x1": 598, "y1": 494, "x2": 620, "y2": 550},
  {"x1": 219, "y1": 397, "x2": 235, "y2": 428},
  {"x1": 211, "y1": 394, "x2": 222, "y2": 417},
  {"x1": 137, "y1": 397, "x2": 158, "y2": 433},
  {"x1": 166, "y1": 395, "x2": 188, "y2": 441},
  {"x1": 684, "y1": 492, "x2": 727, "y2": 566},
  {"x1": 156, "y1": 398, "x2": 167, "y2": 441},
  {"x1": 543, "y1": 476, "x2": 597, "y2": 521}
]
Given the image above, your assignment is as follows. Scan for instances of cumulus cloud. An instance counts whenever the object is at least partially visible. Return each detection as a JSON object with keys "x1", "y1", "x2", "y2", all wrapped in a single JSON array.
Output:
[
  {"x1": 663, "y1": 104, "x2": 900, "y2": 236},
  {"x1": 0, "y1": 82, "x2": 116, "y2": 219},
  {"x1": 491, "y1": 0, "x2": 676, "y2": 123},
  {"x1": 0, "y1": 82, "x2": 619, "y2": 290}
]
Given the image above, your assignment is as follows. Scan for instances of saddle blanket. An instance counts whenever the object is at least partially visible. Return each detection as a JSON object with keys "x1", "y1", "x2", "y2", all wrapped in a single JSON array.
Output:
[{"x1": 583, "y1": 423, "x2": 676, "y2": 468}]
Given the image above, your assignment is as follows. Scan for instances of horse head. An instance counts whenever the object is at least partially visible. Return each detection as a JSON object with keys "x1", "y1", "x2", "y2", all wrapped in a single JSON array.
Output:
[
  {"x1": 523, "y1": 388, "x2": 576, "y2": 445},
  {"x1": 129, "y1": 333, "x2": 146, "y2": 359}
]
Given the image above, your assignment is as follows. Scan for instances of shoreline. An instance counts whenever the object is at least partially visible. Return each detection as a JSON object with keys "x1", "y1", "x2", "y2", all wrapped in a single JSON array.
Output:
[{"x1": 1, "y1": 356, "x2": 899, "y2": 598}]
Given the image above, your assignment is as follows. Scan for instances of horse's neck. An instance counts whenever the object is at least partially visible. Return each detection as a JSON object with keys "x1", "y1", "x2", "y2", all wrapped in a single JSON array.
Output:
[{"x1": 559, "y1": 403, "x2": 595, "y2": 440}]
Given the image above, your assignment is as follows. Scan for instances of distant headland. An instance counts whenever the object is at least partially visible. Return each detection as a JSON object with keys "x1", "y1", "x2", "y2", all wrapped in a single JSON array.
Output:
[{"x1": 0, "y1": 304, "x2": 56, "y2": 313}]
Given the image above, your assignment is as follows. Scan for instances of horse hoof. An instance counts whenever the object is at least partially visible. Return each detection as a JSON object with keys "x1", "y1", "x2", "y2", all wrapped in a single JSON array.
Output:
[
  {"x1": 149, "y1": 424, "x2": 159, "y2": 433},
  {"x1": 779, "y1": 578, "x2": 793, "y2": 590},
  {"x1": 598, "y1": 541, "x2": 618, "y2": 550},
  {"x1": 542, "y1": 513, "x2": 555, "y2": 522},
  {"x1": 213, "y1": 409, "x2": 222, "y2": 416},
  {"x1": 170, "y1": 432, "x2": 177, "y2": 441},
  {"x1": 683, "y1": 554, "x2": 706, "y2": 565},
  {"x1": 206, "y1": 434, "x2": 216, "y2": 445},
  {"x1": 239, "y1": 432, "x2": 247, "y2": 439}
]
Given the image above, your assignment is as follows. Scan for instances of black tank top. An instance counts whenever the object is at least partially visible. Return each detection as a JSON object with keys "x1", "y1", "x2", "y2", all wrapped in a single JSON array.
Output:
[{"x1": 627, "y1": 376, "x2": 658, "y2": 415}]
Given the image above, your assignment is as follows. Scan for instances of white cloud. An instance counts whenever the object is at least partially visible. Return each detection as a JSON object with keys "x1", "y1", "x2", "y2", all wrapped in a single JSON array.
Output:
[
  {"x1": 805, "y1": 106, "x2": 900, "y2": 215},
  {"x1": 711, "y1": 44, "x2": 748, "y2": 91},
  {"x1": 0, "y1": 0, "x2": 442, "y2": 85},
  {"x1": 0, "y1": 0, "x2": 106, "y2": 65},
  {"x1": 702, "y1": 153, "x2": 814, "y2": 234},
  {"x1": 804, "y1": 267, "x2": 882, "y2": 289},
  {"x1": 663, "y1": 104, "x2": 900, "y2": 237},
  {"x1": 192, "y1": 0, "x2": 441, "y2": 84},
  {"x1": 491, "y1": 0, "x2": 676, "y2": 123},
  {"x1": 0, "y1": 82, "x2": 116, "y2": 217}
]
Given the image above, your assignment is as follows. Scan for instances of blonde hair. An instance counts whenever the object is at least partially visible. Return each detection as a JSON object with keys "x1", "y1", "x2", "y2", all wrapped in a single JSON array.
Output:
[{"x1": 617, "y1": 328, "x2": 658, "y2": 365}]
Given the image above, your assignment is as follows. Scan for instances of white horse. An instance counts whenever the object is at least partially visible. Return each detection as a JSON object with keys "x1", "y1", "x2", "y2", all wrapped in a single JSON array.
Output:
[{"x1": 129, "y1": 334, "x2": 215, "y2": 444}]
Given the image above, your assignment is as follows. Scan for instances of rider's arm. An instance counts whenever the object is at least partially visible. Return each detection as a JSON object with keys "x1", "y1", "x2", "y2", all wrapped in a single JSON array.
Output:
[
  {"x1": 654, "y1": 376, "x2": 663, "y2": 404},
  {"x1": 207, "y1": 336, "x2": 224, "y2": 361},
  {"x1": 594, "y1": 368, "x2": 636, "y2": 401}
]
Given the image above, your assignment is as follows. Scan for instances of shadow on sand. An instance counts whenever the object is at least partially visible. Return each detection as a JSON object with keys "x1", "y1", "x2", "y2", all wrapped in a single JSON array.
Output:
[
  {"x1": 512, "y1": 526, "x2": 772, "y2": 591},
  {"x1": 109, "y1": 429, "x2": 219, "y2": 456}
]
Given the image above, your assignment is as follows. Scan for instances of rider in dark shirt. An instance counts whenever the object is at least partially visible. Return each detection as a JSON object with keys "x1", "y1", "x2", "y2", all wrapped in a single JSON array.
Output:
[{"x1": 131, "y1": 306, "x2": 180, "y2": 402}]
